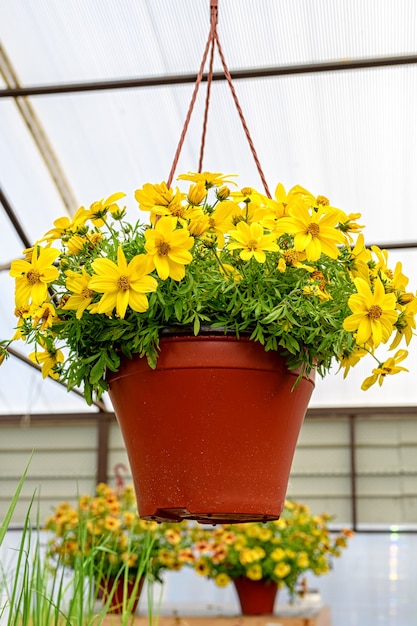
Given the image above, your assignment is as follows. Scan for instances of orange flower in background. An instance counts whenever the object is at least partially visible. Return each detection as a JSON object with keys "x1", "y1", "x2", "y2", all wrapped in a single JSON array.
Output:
[{"x1": 44, "y1": 483, "x2": 192, "y2": 583}]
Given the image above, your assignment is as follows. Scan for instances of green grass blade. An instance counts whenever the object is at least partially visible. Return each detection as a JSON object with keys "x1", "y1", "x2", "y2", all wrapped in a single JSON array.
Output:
[{"x1": 0, "y1": 452, "x2": 33, "y2": 546}]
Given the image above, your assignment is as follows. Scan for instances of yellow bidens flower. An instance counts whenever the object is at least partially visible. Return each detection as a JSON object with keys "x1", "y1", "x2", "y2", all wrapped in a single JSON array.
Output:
[
  {"x1": 229, "y1": 221, "x2": 279, "y2": 262},
  {"x1": 144, "y1": 216, "x2": 194, "y2": 280},
  {"x1": 361, "y1": 350, "x2": 409, "y2": 390},
  {"x1": 89, "y1": 247, "x2": 157, "y2": 318},
  {"x1": 177, "y1": 171, "x2": 238, "y2": 188},
  {"x1": 343, "y1": 277, "x2": 398, "y2": 348},
  {"x1": 29, "y1": 344, "x2": 64, "y2": 379},
  {"x1": 63, "y1": 268, "x2": 95, "y2": 319},
  {"x1": 10, "y1": 246, "x2": 59, "y2": 307},
  {"x1": 275, "y1": 204, "x2": 346, "y2": 261}
]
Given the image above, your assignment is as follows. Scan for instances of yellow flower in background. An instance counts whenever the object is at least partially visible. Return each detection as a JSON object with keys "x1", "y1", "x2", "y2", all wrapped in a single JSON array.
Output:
[
  {"x1": 45, "y1": 484, "x2": 192, "y2": 583},
  {"x1": 246, "y1": 564, "x2": 263, "y2": 580},
  {"x1": 195, "y1": 558, "x2": 210, "y2": 576},
  {"x1": 215, "y1": 573, "x2": 231, "y2": 587},
  {"x1": 89, "y1": 247, "x2": 157, "y2": 317},
  {"x1": 185, "y1": 499, "x2": 352, "y2": 599},
  {"x1": 271, "y1": 547, "x2": 286, "y2": 561},
  {"x1": 104, "y1": 516, "x2": 121, "y2": 531},
  {"x1": 10, "y1": 246, "x2": 60, "y2": 306},
  {"x1": 343, "y1": 277, "x2": 398, "y2": 347},
  {"x1": 144, "y1": 216, "x2": 194, "y2": 280},
  {"x1": 274, "y1": 561, "x2": 291, "y2": 578},
  {"x1": 296, "y1": 552, "x2": 310, "y2": 568},
  {"x1": 361, "y1": 349, "x2": 409, "y2": 390}
]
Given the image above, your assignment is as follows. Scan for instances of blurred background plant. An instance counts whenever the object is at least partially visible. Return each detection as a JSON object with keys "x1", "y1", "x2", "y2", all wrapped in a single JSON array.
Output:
[
  {"x1": 44, "y1": 482, "x2": 192, "y2": 588},
  {"x1": 188, "y1": 499, "x2": 353, "y2": 598}
]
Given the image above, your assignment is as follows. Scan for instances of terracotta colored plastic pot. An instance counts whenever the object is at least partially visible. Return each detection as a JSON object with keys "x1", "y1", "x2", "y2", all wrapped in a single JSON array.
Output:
[
  {"x1": 107, "y1": 333, "x2": 315, "y2": 523},
  {"x1": 100, "y1": 576, "x2": 144, "y2": 614},
  {"x1": 233, "y1": 578, "x2": 278, "y2": 615}
]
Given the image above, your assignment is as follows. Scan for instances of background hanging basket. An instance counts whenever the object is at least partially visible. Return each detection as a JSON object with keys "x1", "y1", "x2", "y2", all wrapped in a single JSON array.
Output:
[{"x1": 107, "y1": 332, "x2": 315, "y2": 523}]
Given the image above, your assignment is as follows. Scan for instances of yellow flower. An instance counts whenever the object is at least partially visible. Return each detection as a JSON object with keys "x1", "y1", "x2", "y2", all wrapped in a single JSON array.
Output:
[
  {"x1": 194, "y1": 559, "x2": 210, "y2": 576},
  {"x1": 187, "y1": 181, "x2": 207, "y2": 205},
  {"x1": 121, "y1": 552, "x2": 138, "y2": 568},
  {"x1": 29, "y1": 345, "x2": 64, "y2": 379},
  {"x1": 274, "y1": 562, "x2": 291, "y2": 578},
  {"x1": 246, "y1": 564, "x2": 263, "y2": 580},
  {"x1": 343, "y1": 277, "x2": 398, "y2": 347},
  {"x1": 63, "y1": 268, "x2": 95, "y2": 319},
  {"x1": 390, "y1": 298, "x2": 417, "y2": 349},
  {"x1": 89, "y1": 247, "x2": 157, "y2": 318},
  {"x1": 177, "y1": 171, "x2": 237, "y2": 188},
  {"x1": 258, "y1": 527, "x2": 272, "y2": 542},
  {"x1": 165, "y1": 528, "x2": 182, "y2": 545},
  {"x1": 42, "y1": 205, "x2": 91, "y2": 242},
  {"x1": 89, "y1": 192, "x2": 126, "y2": 227},
  {"x1": 31, "y1": 302, "x2": 57, "y2": 331},
  {"x1": 361, "y1": 350, "x2": 409, "y2": 390},
  {"x1": 271, "y1": 547, "x2": 286, "y2": 561},
  {"x1": 104, "y1": 516, "x2": 121, "y2": 531},
  {"x1": 188, "y1": 201, "x2": 236, "y2": 248},
  {"x1": 229, "y1": 221, "x2": 279, "y2": 262},
  {"x1": 338, "y1": 347, "x2": 368, "y2": 378},
  {"x1": 296, "y1": 552, "x2": 310, "y2": 568},
  {"x1": 347, "y1": 233, "x2": 372, "y2": 281},
  {"x1": 144, "y1": 216, "x2": 194, "y2": 280},
  {"x1": 275, "y1": 204, "x2": 346, "y2": 261},
  {"x1": 215, "y1": 573, "x2": 231, "y2": 587},
  {"x1": 135, "y1": 182, "x2": 185, "y2": 223},
  {"x1": 10, "y1": 246, "x2": 60, "y2": 306}
]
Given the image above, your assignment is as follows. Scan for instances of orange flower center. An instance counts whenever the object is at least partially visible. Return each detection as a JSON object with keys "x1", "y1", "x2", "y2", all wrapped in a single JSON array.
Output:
[
  {"x1": 116, "y1": 275, "x2": 130, "y2": 291},
  {"x1": 316, "y1": 195, "x2": 330, "y2": 206},
  {"x1": 307, "y1": 223, "x2": 320, "y2": 236},
  {"x1": 284, "y1": 249, "x2": 300, "y2": 264},
  {"x1": 81, "y1": 287, "x2": 94, "y2": 299},
  {"x1": 27, "y1": 269, "x2": 41, "y2": 284},
  {"x1": 368, "y1": 304, "x2": 383, "y2": 320},
  {"x1": 247, "y1": 239, "x2": 258, "y2": 250},
  {"x1": 157, "y1": 241, "x2": 171, "y2": 256}
]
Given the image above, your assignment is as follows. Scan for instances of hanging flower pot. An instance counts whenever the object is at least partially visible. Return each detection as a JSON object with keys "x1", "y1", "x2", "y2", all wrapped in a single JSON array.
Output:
[
  {"x1": 107, "y1": 330, "x2": 315, "y2": 523},
  {"x1": 233, "y1": 578, "x2": 279, "y2": 615}
]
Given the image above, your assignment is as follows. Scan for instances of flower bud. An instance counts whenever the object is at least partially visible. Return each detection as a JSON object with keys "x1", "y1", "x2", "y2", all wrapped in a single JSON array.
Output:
[
  {"x1": 187, "y1": 182, "x2": 207, "y2": 205},
  {"x1": 216, "y1": 186, "x2": 230, "y2": 201}
]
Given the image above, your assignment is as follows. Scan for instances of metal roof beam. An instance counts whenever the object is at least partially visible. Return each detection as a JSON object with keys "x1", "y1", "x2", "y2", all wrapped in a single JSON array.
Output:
[
  {"x1": 0, "y1": 44, "x2": 78, "y2": 215},
  {"x1": 1, "y1": 54, "x2": 417, "y2": 99}
]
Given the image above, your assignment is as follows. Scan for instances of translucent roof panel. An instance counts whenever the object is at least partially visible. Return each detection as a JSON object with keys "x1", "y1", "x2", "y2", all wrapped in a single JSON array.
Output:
[{"x1": 1, "y1": 0, "x2": 417, "y2": 414}]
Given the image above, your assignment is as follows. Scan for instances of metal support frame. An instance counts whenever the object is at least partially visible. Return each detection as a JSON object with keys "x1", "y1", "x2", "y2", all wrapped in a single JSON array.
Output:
[{"x1": 0, "y1": 44, "x2": 78, "y2": 215}]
